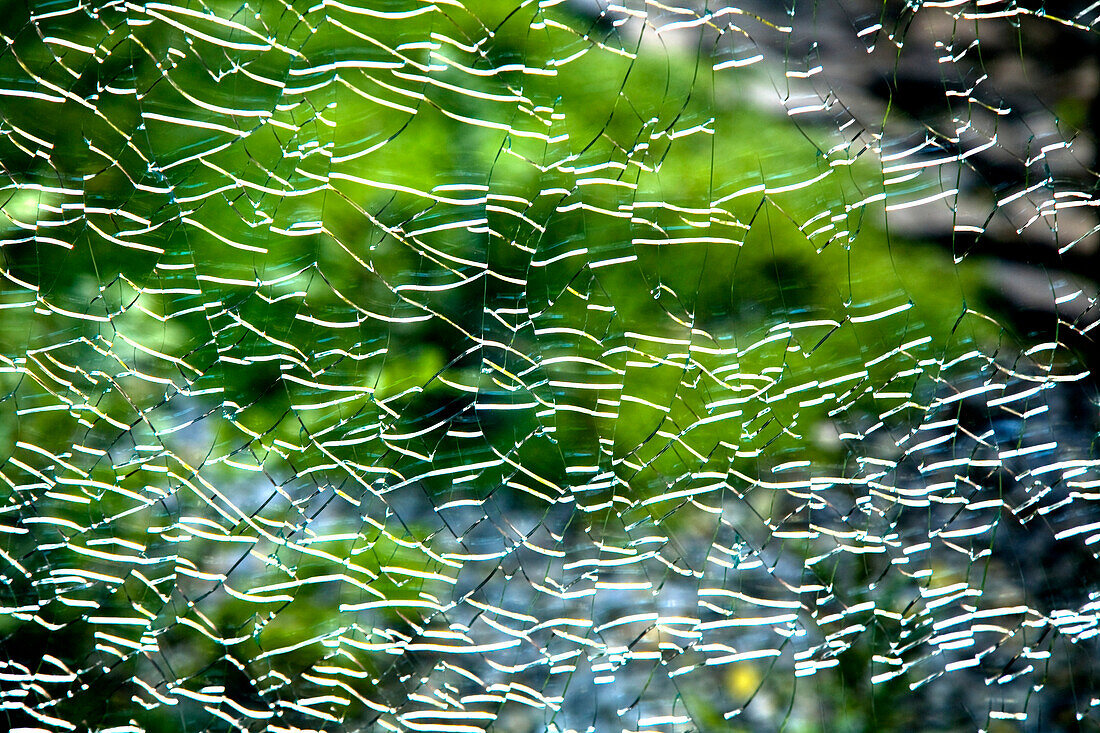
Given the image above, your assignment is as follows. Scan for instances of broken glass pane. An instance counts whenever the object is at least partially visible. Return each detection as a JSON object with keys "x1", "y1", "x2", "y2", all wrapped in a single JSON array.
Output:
[{"x1": 0, "y1": 0, "x2": 1098, "y2": 730}]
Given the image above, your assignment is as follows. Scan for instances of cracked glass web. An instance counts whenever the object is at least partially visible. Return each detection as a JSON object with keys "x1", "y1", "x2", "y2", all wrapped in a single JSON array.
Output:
[{"x1": 1, "y1": 0, "x2": 1099, "y2": 730}]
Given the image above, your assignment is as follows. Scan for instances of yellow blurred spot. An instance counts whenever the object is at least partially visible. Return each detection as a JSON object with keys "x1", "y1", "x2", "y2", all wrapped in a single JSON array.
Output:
[
  {"x1": 725, "y1": 663, "x2": 761, "y2": 698},
  {"x1": 928, "y1": 560, "x2": 966, "y2": 589}
]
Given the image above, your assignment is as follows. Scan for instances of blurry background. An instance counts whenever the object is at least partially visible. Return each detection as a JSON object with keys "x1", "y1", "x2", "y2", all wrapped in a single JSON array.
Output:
[{"x1": 1, "y1": 0, "x2": 1099, "y2": 731}]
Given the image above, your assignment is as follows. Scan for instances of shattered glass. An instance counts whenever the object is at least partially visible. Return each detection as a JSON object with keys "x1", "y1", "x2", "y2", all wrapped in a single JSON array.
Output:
[{"x1": 1, "y1": 0, "x2": 1099, "y2": 729}]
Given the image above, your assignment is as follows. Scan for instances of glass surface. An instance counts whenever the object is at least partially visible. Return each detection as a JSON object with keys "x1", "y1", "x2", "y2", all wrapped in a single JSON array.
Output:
[{"x1": 1, "y1": 0, "x2": 1098, "y2": 730}]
